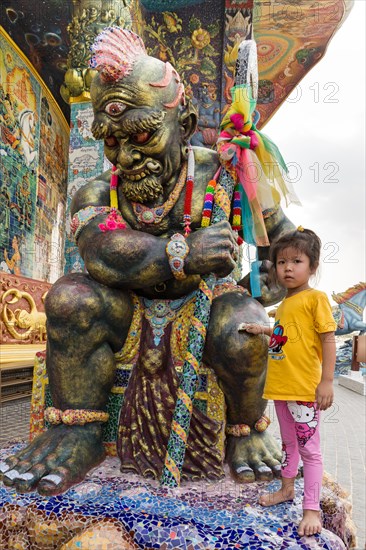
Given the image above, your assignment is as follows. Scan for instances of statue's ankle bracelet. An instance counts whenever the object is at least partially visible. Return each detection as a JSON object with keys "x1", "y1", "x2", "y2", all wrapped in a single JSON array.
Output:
[
  {"x1": 44, "y1": 407, "x2": 109, "y2": 426},
  {"x1": 226, "y1": 415, "x2": 270, "y2": 437}
]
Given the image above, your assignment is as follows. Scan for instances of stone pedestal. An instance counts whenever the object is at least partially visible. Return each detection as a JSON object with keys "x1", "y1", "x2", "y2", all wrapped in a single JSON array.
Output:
[{"x1": 0, "y1": 442, "x2": 357, "y2": 549}]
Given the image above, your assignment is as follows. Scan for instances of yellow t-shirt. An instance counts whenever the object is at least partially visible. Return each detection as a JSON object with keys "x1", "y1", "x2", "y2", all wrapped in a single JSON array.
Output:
[{"x1": 263, "y1": 289, "x2": 337, "y2": 401}]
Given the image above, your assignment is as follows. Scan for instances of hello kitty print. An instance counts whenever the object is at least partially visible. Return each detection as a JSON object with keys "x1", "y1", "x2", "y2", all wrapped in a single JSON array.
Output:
[{"x1": 287, "y1": 401, "x2": 318, "y2": 447}]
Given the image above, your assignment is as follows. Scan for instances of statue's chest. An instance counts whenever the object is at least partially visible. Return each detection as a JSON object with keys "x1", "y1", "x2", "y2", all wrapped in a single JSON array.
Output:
[{"x1": 118, "y1": 184, "x2": 206, "y2": 236}]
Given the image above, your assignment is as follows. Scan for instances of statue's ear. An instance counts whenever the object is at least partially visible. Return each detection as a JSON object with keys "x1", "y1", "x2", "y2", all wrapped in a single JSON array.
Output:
[{"x1": 179, "y1": 99, "x2": 198, "y2": 141}]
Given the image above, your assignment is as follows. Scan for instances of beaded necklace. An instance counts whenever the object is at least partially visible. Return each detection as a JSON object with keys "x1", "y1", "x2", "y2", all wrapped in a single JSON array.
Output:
[
  {"x1": 131, "y1": 161, "x2": 188, "y2": 225},
  {"x1": 104, "y1": 148, "x2": 233, "y2": 238}
]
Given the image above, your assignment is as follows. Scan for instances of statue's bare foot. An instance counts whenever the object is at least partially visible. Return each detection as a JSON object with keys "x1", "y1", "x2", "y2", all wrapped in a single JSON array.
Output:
[
  {"x1": 226, "y1": 431, "x2": 282, "y2": 483},
  {"x1": 298, "y1": 510, "x2": 322, "y2": 536},
  {"x1": 0, "y1": 423, "x2": 105, "y2": 496}
]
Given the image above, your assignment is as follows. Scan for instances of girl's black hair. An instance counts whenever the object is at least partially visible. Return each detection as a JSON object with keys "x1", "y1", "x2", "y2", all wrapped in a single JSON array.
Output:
[{"x1": 270, "y1": 227, "x2": 322, "y2": 270}]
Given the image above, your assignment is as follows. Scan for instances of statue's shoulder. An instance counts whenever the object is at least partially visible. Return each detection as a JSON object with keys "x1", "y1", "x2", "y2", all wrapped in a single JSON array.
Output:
[
  {"x1": 193, "y1": 146, "x2": 219, "y2": 166},
  {"x1": 71, "y1": 170, "x2": 111, "y2": 216},
  {"x1": 193, "y1": 147, "x2": 220, "y2": 189}
]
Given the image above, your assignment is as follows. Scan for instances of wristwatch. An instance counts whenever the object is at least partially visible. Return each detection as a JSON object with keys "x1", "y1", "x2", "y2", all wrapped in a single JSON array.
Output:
[{"x1": 166, "y1": 233, "x2": 189, "y2": 280}]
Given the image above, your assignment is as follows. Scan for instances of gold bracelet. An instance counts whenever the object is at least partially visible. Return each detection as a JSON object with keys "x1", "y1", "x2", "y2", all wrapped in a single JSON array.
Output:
[
  {"x1": 44, "y1": 407, "x2": 109, "y2": 425},
  {"x1": 226, "y1": 415, "x2": 271, "y2": 437},
  {"x1": 165, "y1": 233, "x2": 189, "y2": 280},
  {"x1": 254, "y1": 415, "x2": 271, "y2": 432},
  {"x1": 226, "y1": 423, "x2": 251, "y2": 437}
]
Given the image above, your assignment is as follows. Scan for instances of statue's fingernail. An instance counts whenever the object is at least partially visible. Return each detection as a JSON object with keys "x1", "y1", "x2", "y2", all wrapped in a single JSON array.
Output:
[
  {"x1": 5, "y1": 469, "x2": 20, "y2": 480},
  {"x1": 17, "y1": 472, "x2": 35, "y2": 481},
  {"x1": 42, "y1": 474, "x2": 62, "y2": 486},
  {"x1": 237, "y1": 466, "x2": 251, "y2": 473},
  {"x1": 257, "y1": 466, "x2": 271, "y2": 473},
  {"x1": 0, "y1": 461, "x2": 10, "y2": 473}
]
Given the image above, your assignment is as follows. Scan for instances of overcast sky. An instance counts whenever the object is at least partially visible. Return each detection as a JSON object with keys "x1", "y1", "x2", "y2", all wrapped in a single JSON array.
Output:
[{"x1": 243, "y1": 0, "x2": 365, "y2": 303}]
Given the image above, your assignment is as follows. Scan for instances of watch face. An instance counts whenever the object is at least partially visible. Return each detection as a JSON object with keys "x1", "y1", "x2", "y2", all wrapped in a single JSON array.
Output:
[{"x1": 167, "y1": 240, "x2": 188, "y2": 257}]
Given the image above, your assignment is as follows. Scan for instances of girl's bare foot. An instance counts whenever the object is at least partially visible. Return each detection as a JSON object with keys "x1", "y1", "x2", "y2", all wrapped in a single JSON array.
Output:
[
  {"x1": 259, "y1": 486, "x2": 294, "y2": 506},
  {"x1": 298, "y1": 509, "x2": 322, "y2": 536}
]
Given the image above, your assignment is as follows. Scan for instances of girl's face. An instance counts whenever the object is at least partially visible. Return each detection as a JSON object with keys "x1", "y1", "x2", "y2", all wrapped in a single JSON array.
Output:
[{"x1": 275, "y1": 247, "x2": 315, "y2": 297}]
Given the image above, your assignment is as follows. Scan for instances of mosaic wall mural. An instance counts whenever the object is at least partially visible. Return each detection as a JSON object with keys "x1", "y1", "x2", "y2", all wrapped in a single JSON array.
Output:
[
  {"x1": 64, "y1": 102, "x2": 108, "y2": 274},
  {"x1": 0, "y1": 0, "x2": 72, "y2": 121},
  {"x1": 0, "y1": 28, "x2": 69, "y2": 283}
]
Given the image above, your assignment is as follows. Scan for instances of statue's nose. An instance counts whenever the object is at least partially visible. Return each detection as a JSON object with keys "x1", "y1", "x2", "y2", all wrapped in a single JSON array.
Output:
[{"x1": 117, "y1": 143, "x2": 142, "y2": 167}]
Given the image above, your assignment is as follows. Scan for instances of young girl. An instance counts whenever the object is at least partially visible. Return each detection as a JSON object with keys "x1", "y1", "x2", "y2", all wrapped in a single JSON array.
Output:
[{"x1": 241, "y1": 227, "x2": 337, "y2": 537}]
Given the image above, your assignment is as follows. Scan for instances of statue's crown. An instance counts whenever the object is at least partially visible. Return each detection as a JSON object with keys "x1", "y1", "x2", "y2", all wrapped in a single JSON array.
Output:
[{"x1": 90, "y1": 27, "x2": 147, "y2": 82}]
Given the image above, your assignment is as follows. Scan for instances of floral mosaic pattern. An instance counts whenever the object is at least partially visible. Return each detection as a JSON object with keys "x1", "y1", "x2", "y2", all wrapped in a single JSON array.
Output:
[{"x1": 0, "y1": 441, "x2": 355, "y2": 549}]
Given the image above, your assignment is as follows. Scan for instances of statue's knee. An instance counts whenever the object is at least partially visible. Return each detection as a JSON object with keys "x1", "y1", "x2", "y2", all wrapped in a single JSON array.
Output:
[
  {"x1": 45, "y1": 276, "x2": 103, "y2": 331},
  {"x1": 208, "y1": 324, "x2": 268, "y2": 377},
  {"x1": 231, "y1": 332, "x2": 267, "y2": 368}
]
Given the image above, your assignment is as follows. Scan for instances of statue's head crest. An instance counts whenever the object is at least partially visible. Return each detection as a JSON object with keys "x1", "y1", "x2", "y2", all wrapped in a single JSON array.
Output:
[{"x1": 90, "y1": 27, "x2": 147, "y2": 82}]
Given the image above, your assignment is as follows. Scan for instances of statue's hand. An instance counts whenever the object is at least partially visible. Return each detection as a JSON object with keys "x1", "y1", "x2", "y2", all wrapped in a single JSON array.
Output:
[
  {"x1": 238, "y1": 260, "x2": 286, "y2": 306},
  {"x1": 186, "y1": 220, "x2": 238, "y2": 278}
]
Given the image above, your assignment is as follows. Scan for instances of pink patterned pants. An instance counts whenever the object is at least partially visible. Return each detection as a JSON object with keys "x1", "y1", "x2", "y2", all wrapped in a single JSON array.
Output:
[{"x1": 275, "y1": 400, "x2": 323, "y2": 510}]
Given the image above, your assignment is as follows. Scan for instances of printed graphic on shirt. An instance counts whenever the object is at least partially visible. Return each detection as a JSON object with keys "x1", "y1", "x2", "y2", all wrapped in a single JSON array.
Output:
[
  {"x1": 268, "y1": 320, "x2": 288, "y2": 360},
  {"x1": 287, "y1": 401, "x2": 318, "y2": 447}
]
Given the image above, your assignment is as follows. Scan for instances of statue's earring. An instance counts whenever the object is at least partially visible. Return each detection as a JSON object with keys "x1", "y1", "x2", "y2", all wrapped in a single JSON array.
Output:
[{"x1": 181, "y1": 145, "x2": 189, "y2": 159}]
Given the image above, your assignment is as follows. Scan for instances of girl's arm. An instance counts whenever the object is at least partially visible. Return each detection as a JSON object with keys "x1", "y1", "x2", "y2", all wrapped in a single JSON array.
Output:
[
  {"x1": 238, "y1": 323, "x2": 272, "y2": 337},
  {"x1": 316, "y1": 332, "x2": 336, "y2": 410}
]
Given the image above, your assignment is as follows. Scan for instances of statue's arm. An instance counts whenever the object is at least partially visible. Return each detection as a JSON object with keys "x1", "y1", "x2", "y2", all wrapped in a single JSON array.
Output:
[
  {"x1": 72, "y1": 178, "x2": 237, "y2": 289},
  {"x1": 262, "y1": 205, "x2": 296, "y2": 254},
  {"x1": 238, "y1": 205, "x2": 296, "y2": 306}
]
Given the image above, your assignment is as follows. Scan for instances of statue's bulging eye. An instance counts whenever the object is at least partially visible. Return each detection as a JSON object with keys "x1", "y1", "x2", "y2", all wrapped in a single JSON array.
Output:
[
  {"x1": 132, "y1": 131, "x2": 151, "y2": 144},
  {"x1": 105, "y1": 102, "x2": 126, "y2": 116},
  {"x1": 105, "y1": 136, "x2": 118, "y2": 147}
]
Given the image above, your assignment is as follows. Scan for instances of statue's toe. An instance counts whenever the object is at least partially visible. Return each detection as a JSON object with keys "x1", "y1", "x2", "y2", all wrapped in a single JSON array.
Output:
[
  {"x1": 0, "y1": 457, "x2": 19, "y2": 479},
  {"x1": 260, "y1": 456, "x2": 282, "y2": 478},
  {"x1": 13, "y1": 464, "x2": 47, "y2": 493},
  {"x1": 0, "y1": 460, "x2": 11, "y2": 476},
  {"x1": 2, "y1": 468, "x2": 21, "y2": 485},
  {"x1": 229, "y1": 461, "x2": 255, "y2": 483},
  {"x1": 37, "y1": 464, "x2": 74, "y2": 496},
  {"x1": 253, "y1": 463, "x2": 273, "y2": 481}
]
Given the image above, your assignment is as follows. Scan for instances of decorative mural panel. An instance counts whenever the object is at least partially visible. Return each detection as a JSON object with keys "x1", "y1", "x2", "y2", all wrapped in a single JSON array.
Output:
[
  {"x1": 0, "y1": 27, "x2": 69, "y2": 283},
  {"x1": 0, "y1": 1, "x2": 72, "y2": 121},
  {"x1": 64, "y1": 101, "x2": 107, "y2": 274},
  {"x1": 139, "y1": 0, "x2": 226, "y2": 149},
  {"x1": 138, "y1": 0, "x2": 350, "y2": 137},
  {"x1": 0, "y1": 272, "x2": 51, "y2": 344},
  {"x1": 253, "y1": 0, "x2": 350, "y2": 126}
]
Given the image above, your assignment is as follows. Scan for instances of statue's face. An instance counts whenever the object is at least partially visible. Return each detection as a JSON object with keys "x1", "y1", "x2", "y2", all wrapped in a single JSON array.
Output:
[{"x1": 90, "y1": 57, "x2": 194, "y2": 203}]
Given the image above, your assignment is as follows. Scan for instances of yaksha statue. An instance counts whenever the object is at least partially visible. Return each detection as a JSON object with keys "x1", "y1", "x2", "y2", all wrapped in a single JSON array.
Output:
[{"x1": 1, "y1": 28, "x2": 296, "y2": 495}]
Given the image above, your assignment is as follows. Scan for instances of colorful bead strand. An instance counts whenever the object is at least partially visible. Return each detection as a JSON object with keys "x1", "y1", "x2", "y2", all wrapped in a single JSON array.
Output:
[
  {"x1": 201, "y1": 179, "x2": 217, "y2": 227},
  {"x1": 232, "y1": 183, "x2": 244, "y2": 245},
  {"x1": 99, "y1": 166, "x2": 126, "y2": 233}
]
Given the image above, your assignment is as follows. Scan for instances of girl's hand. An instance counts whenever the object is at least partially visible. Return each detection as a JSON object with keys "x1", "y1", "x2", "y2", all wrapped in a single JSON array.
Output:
[
  {"x1": 315, "y1": 380, "x2": 334, "y2": 410},
  {"x1": 238, "y1": 323, "x2": 271, "y2": 336}
]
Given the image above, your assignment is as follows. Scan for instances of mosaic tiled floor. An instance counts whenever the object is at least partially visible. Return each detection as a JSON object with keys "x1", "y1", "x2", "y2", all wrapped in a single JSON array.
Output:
[{"x1": 0, "y1": 441, "x2": 356, "y2": 549}]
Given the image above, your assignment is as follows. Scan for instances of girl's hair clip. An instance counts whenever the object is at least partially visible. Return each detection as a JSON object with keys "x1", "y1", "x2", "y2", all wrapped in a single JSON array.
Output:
[{"x1": 297, "y1": 225, "x2": 304, "y2": 232}]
